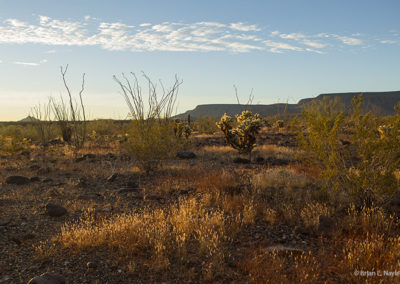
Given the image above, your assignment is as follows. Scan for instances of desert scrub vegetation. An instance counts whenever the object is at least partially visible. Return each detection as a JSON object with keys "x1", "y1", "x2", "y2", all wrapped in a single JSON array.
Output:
[
  {"x1": 55, "y1": 197, "x2": 232, "y2": 279},
  {"x1": 298, "y1": 94, "x2": 400, "y2": 205},
  {"x1": 192, "y1": 115, "x2": 218, "y2": 134},
  {"x1": 114, "y1": 72, "x2": 188, "y2": 173},
  {"x1": 216, "y1": 110, "x2": 262, "y2": 156}
]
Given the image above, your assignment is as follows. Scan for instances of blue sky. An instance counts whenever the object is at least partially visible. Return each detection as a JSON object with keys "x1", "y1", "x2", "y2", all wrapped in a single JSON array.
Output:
[{"x1": 0, "y1": 0, "x2": 399, "y2": 120}]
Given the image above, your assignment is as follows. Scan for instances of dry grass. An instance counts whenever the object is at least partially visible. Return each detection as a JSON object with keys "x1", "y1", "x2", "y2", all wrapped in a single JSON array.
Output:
[{"x1": 55, "y1": 196, "x2": 232, "y2": 278}]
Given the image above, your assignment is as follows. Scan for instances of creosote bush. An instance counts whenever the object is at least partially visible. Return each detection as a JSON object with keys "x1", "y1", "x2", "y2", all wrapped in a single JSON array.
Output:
[
  {"x1": 216, "y1": 110, "x2": 262, "y2": 155},
  {"x1": 298, "y1": 94, "x2": 400, "y2": 204}
]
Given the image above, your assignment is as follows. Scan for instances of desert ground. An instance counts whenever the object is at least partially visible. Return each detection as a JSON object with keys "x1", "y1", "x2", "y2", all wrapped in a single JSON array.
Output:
[{"x1": 1, "y1": 120, "x2": 399, "y2": 284}]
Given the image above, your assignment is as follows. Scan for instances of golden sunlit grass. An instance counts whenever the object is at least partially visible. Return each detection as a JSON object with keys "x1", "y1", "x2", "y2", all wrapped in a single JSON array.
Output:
[{"x1": 54, "y1": 196, "x2": 233, "y2": 278}]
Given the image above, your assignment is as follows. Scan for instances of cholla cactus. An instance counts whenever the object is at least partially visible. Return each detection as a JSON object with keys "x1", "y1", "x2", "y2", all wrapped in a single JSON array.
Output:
[
  {"x1": 274, "y1": 120, "x2": 284, "y2": 128},
  {"x1": 216, "y1": 110, "x2": 262, "y2": 155},
  {"x1": 173, "y1": 119, "x2": 192, "y2": 139}
]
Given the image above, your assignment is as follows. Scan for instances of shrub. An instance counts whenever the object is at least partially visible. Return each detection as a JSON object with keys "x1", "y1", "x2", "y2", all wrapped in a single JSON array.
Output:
[
  {"x1": 193, "y1": 116, "x2": 218, "y2": 134},
  {"x1": 114, "y1": 72, "x2": 184, "y2": 173},
  {"x1": 298, "y1": 94, "x2": 400, "y2": 204},
  {"x1": 216, "y1": 110, "x2": 262, "y2": 156}
]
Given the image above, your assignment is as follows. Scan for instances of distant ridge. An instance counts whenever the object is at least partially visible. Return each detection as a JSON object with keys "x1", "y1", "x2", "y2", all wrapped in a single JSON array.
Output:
[
  {"x1": 175, "y1": 91, "x2": 400, "y2": 119},
  {"x1": 18, "y1": 116, "x2": 39, "y2": 122}
]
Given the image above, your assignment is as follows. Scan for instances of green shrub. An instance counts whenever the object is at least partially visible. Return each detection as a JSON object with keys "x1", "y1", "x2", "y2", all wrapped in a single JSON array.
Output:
[
  {"x1": 114, "y1": 72, "x2": 184, "y2": 173},
  {"x1": 193, "y1": 116, "x2": 218, "y2": 134},
  {"x1": 216, "y1": 110, "x2": 262, "y2": 155},
  {"x1": 124, "y1": 120, "x2": 185, "y2": 172},
  {"x1": 298, "y1": 94, "x2": 400, "y2": 204}
]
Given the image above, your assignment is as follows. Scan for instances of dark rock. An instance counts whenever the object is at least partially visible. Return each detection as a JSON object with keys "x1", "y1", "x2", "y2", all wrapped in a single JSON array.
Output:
[
  {"x1": 318, "y1": 215, "x2": 335, "y2": 235},
  {"x1": 177, "y1": 151, "x2": 197, "y2": 159},
  {"x1": 87, "y1": 262, "x2": 97, "y2": 271},
  {"x1": 45, "y1": 202, "x2": 67, "y2": 217},
  {"x1": 5, "y1": 175, "x2": 31, "y2": 185},
  {"x1": 179, "y1": 187, "x2": 196, "y2": 195},
  {"x1": 48, "y1": 139, "x2": 64, "y2": 145},
  {"x1": 265, "y1": 157, "x2": 290, "y2": 166},
  {"x1": 74, "y1": 156, "x2": 85, "y2": 163},
  {"x1": 107, "y1": 173, "x2": 119, "y2": 182},
  {"x1": 42, "y1": 178, "x2": 53, "y2": 183},
  {"x1": 29, "y1": 164, "x2": 41, "y2": 170},
  {"x1": 28, "y1": 271, "x2": 65, "y2": 284},
  {"x1": 255, "y1": 156, "x2": 265, "y2": 164},
  {"x1": 0, "y1": 219, "x2": 11, "y2": 226},
  {"x1": 118, "y1": 187, "x2": 140, "y2": 194},
  {"x1": 145, "y1": 193, "x2": 164, "y2": 201},
  {"x1": 30, "y1": 176, "x2": 41, "y2": 182},
  {"x1": 20, "y1": 150, "x2": 31, "y2": 157},
  {"x1": 11, "y1": 233, "x2": 35, "y2": 245},
  {"x1": 78, "y1": 193, "x2": 102, "y2": 200},
  {"x1": 233, "y1": 157, "x2": 251, "y2": 164}
]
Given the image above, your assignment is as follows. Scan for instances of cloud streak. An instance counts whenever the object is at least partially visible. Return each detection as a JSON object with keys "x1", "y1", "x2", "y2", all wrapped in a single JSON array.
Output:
[{"x1": 0, "y1": 15, "x2": 387, "y2": 54}]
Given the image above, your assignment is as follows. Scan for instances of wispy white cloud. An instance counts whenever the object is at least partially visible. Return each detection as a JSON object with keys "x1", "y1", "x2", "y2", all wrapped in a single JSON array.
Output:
[
  {"x1": 0, "y1": 15, "x2": 388, "y2": 54},
  {"x1": 229, "y1": 22, "x2": 260, "y2": 32},
  {"x1": 380, "y1": 40, "x2": 397, "y2": 44},
  {"x1": 332, "y1": 35, "x2": 363, "y2": 45},
  {"x1": 14, "y1": 61, "x2": 40, "y2": 66}
]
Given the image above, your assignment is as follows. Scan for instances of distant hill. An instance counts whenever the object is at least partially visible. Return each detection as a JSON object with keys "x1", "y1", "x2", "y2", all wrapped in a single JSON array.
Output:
[
  {"x1": 18, "y1": 116, "x2": 39, "y2": 122},
  {"x1": 176, "y1": 91, "x2": 400, "y2": 119}
]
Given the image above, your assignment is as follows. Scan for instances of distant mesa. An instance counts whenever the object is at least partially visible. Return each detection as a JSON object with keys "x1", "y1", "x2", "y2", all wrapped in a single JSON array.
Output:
[
  {"x1": 175, "y1": 91, "x2": 400, "y2": 119},
  {"x1": 18, "y1": 116, "x2": 39, "y2": 122}
]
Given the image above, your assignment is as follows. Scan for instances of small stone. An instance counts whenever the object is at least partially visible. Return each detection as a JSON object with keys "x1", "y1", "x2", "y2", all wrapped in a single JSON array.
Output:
[
  {"x1": 5, "y1": 175, "x2": 31, "y2": 185},
  {"x1": 177, "y1": 151, "x2": 197, "y2": 159},
  {"x1": 45, "y1": 202, "x2": 67, "y2": 217},
  {"x1": 28, "y1": 271, "x2": 65, "y2": 284},
  {"x1": 29, "y1": 164, "x2": 41, "y2": 170},
  {"x1": 318, "y1": 215, "x2": 335, "y2": 235},
  {"x1": 233, "y1": 157, "x2": 251, "y2": 164},
  {"x1": 0, "y1": 219, "x2": 11, "y2": 226},
  {"x1": 87, "y1": 262, "x2": 97, "y2": 272},
  {"x1": 30, "y1": 176, "x2": 41, "y2": 182}
]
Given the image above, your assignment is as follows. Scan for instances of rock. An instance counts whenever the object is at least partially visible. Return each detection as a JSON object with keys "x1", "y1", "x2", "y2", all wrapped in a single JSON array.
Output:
[
  {"x1": 30, "y1": 176, "x2": 41, "y2": 182},
  {"x1": 5, "y1": 175, "x2": 31, "y2": 185},
  {"x1": 145, "y1": 193, "x2": 164, "y2": 201},
  {"x1": 48, "y1": 139, "x2": 64, "y2": 146},
  {"x1": 0, "y1": 219, "x2": 11, "y2": 226},
  {"x1": 29, "y1": 164, "x2": 41, "y2": 170},
  {"x1": 28, "y1": 271, "x2": 65, "y2": 284},
  {"x1": 233, "y1": 157, "x2": 251, "y2": 164},
  {"x1": 74, "y1": 153, "x2": 96, "y2": 163},
  {"x1": 118, "y1": 187, "x2": 140, "y2": 194},
  {"x1": 78, "y1": 193, "x2": 102, "y2": 200},
  {"x1": 177, "y1": 151, "x2": 197, "y2": 159},
  {"x1": 42, "y1": 178, "x2": 53, "y2": 183},
  {"x1": 87, "y1": 261, "x2": 97, "y2": 272},
  {"x1": 317, "y1": 215, "x2": 335, "y2": 235},
  {"x1": 255, "y1": 156, "x2": 265, "y2": 164},
  {"x1": 45, "y1": 202, "x2": 67, "y2": 217},
  {"x1": 265, "y1": 245, "x2": 304, "y2": 256},
  {"x1": 265, "y1": 157, "x2": 290, "y2": 167},
  {"x1": 107, "y1": 173, "x2": 119, "y2": 182},
  {"x1": 20, "y1": 150, "x2": 31, "y2": 157}
]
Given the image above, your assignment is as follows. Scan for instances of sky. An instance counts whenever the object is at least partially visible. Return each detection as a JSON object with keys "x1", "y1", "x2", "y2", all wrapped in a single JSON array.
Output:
[{"x1": 0, "y1": 0, "x2": 399, "y2": 121}]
